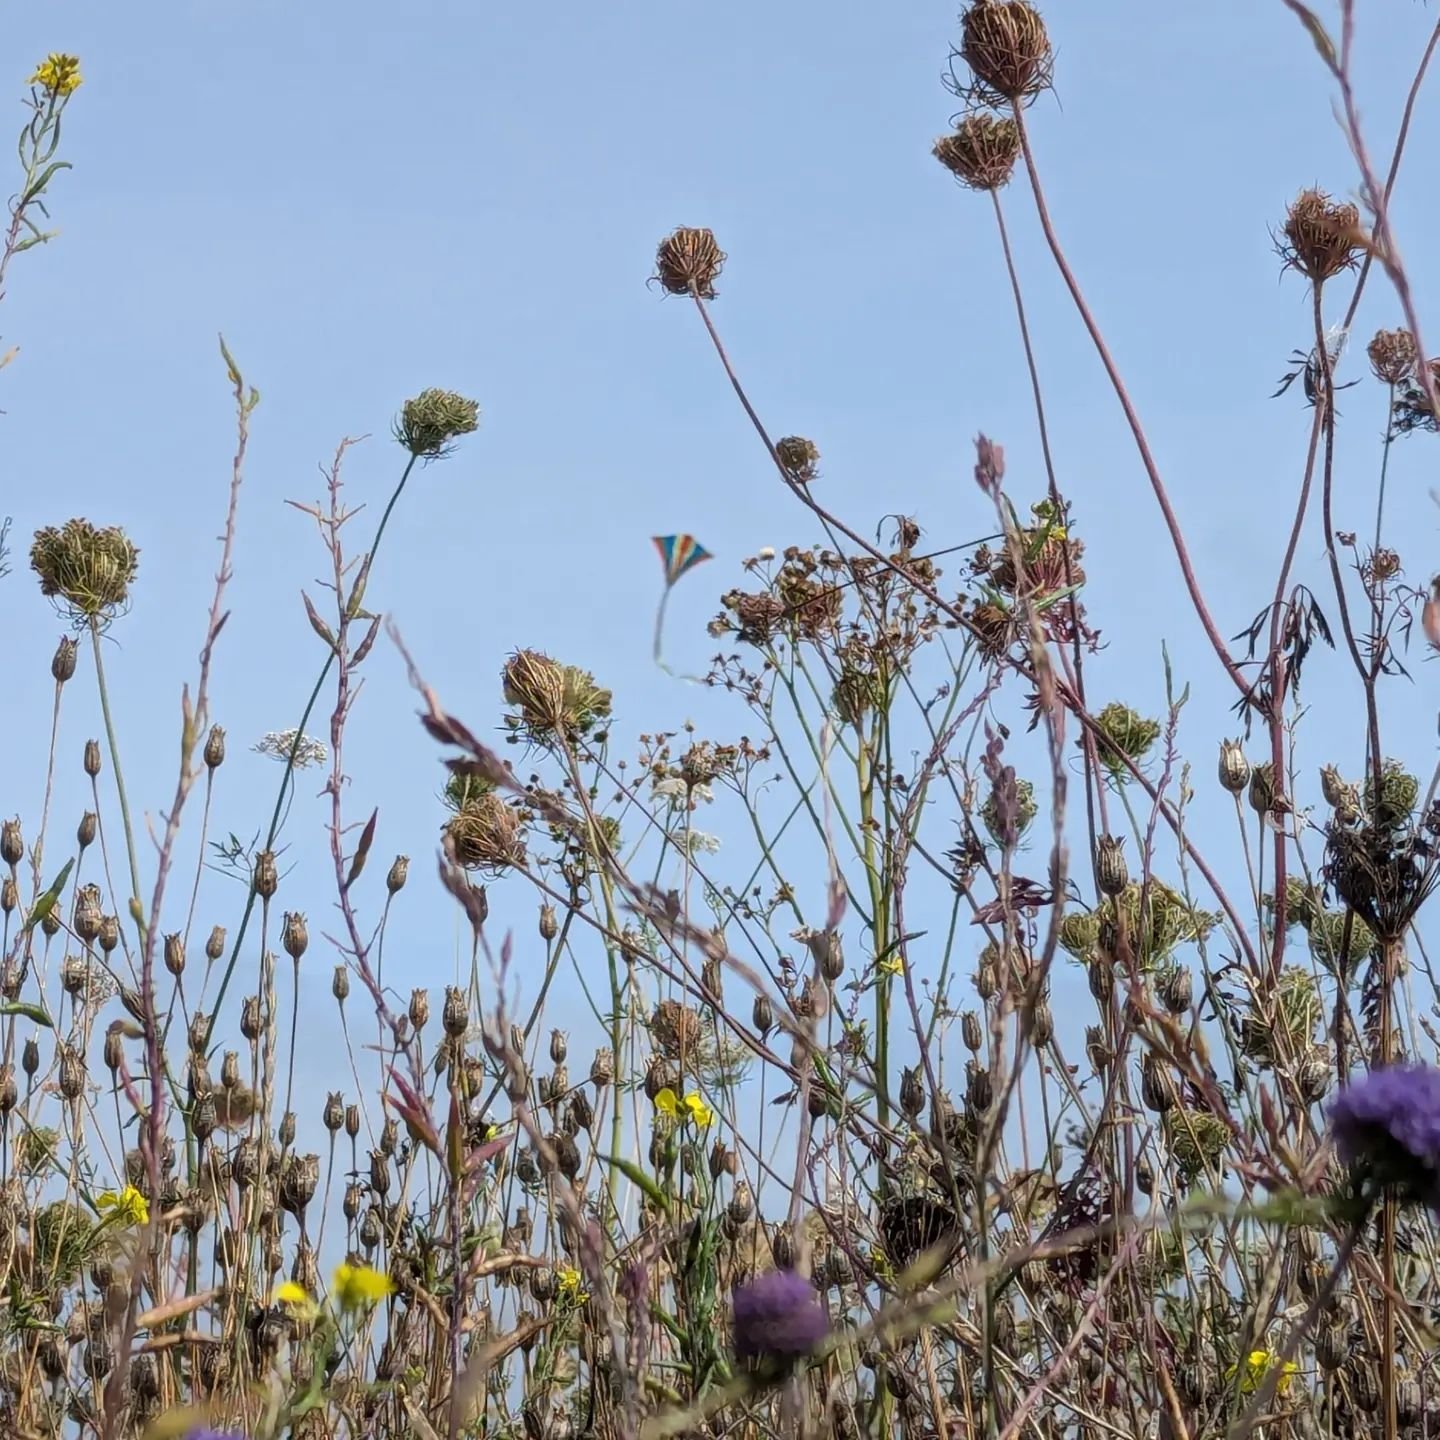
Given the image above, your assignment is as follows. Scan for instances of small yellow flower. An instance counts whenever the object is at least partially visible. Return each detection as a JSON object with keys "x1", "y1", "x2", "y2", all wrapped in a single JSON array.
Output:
[
  {"x1": 272, "y1": 1281, "x2": 320, "y2": 1321},
  {"x1": 29, "y1": 54, "x2": 82, "y2": 97},
  {"x1": 1229, "y1": 1349, "x2": 1298, "y2": 1397},
  {"x1": 878, "y1": 955, "x2": 905, "y2": 977},
  {"x1": 683, "y1": 1092, "x2": 715, "y2": 1128},
  {"x1": 95, "y1": 1184, "x2": 149, "y2": 1227},
  {"x1": 556, "y1": 1265, "x2": 590, "y2": 1305},
  {"x1": 654, "y1": 1088, "x2": 681, "y2": 1120},
  {"x1": 332, "y1": 1262, "x2": 394, "y2": 1310}
]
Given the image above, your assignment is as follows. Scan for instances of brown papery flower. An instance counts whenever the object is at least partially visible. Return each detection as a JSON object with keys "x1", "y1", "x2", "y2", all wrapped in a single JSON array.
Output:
[
  {"x1": 654, "y1": 227, "x2": 726, "y2": 298},
  {"x1": 1279, "y1": 188, "x2": 1360, "y2": 283}
]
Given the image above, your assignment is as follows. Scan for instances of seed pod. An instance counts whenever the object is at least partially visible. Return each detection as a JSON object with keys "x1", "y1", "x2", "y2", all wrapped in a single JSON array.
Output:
[
  {"x1": 51, "y1": 635, "x2": 77, "y2": 682},
  {"x1": 550, "y1": 1029, "x2": 568, "y2": 1065},
  {"x1": 77, "y1": 811, "x2": 97, "y2": 850},
  {"x1": 1136, "y1": 1159, "x2": 1154, "y2": 1196},
  {"x1": 98, "y1": 913, "x2": 119, "y2": 953},
  {"x1": 39, "y1": 909, "x2": 59, "y2": 938},
  {"x1": 0, "y1": 877, "x2": 15, "y2": 914},
  {"x1": 84, "y1": 739, "x2": 102, "y2": 778},
  {"x1": 58, "y1": 1045, "x2": 85, "y2": 1100},
  {"x1": 590, "y1": 1047, "x2": 614, "y2": 1088},
  {"x1": 386, "y1": 855, "x2": 410, "y2": 894},
  {"x1": 728, "y1": 1182, "x2": 755, "y2": 1226},
  {"x1": 568, "y1": 1089, "x2": 594, "y2": 1132},
  {"x1": 900, "y1": 1065, "x2": 925, "y2": 1119},
  {"x1": 192, "y1": 1094, "x2": 217, "y2": 1142},
  {"x1": 1028, "y1": 999, "x2": 1054, "y2": 1047},
  {"x1": 962, "y1": 1010, "x2": 983, "y2": 1053},
  {"x1": 203, "y1": 724, "x2": 226, "y2": 769},
  {"x1": 343, "y1": 1181, "x2": 364, "y2": 1221},
  {"x1": 188, "y1": 1011, "x2": 209, "y2": 1054},
  {"x1": 73, "y1": 885, "x2": 102, "y2": 942},
  {"x1": 515, "y1": 1149, "x2": 541, "y2": 1186},
  {"x1": 323, "y1": 1092, "x2": 344, "y2": 1132},
  {"x1": 442, "y1": 985, "x2": 468, "y2": 1037},
  {"x1": 278, "y1": 1111, "x2": 297, "y2": 1147},
  {"x1": 1087, "y1": 957, "x2": 1113, "y2": 1003},
  {"x1": 1316, "y1": 1323, "x2": 1348, "y2": 1371},
  {"x1": 369, "y1": 1149, "x2": 390, "y2": 1197},
  {"x1": 103, "y1": 1028, "x2": 124, "y2": 1073},
  {"x1": 345, "y1": 1104, "x2": 361, "y2": 1140},
  {"x1": 282, "y1": 912, "x2": 308, "y2": 961},
  {"x1": 1140, "y1": 1054, "x2": 1174, "y2": 1113},
  {"x1": 0, "y1": 820, "x2": 21, "y2": 869},
  {"x1": 252, "y1": 850, "x2": 278, "y2": 899},
  {"x1": 380, "y1": 1117, "x2": 399, "y2": 1157},
  {"x1": 359, "y1": 1208, "x2": 383, "y2": 1251},
  {"x1": 770, "y1": 1222, "x2": 795, "y2": 1270},
  {"x1": 0, "y1": 1065, "x2": 17, "y2": 1114},
  {"x1": 1248, "y1": 762, "x2": 1275, "y2": 817},
  {"x1": 1218, "y1": 740, "x2": 1249, "y2": 795},
  {"x1": 280, "y1": 1153, "x2": 320, "y2": 1215},
  {"x1": 22, "y1": 1037, "x2": 39, "y2": 1077},
  {"x1": 163, "y1": 933, "x2": 185, "y2": 977},
  {"x1": 1158, "y1": 964, "x2": 1193, "y2": 1014},
  {"x1": 752, "y1": 994, "x2": 774, "y2": 1037},
  {"x1": 1095, "y1": 835, "x2": 1128, "y2": 897},
  {"x1": 539, "y1": 904, "x2": 559, "y2": 941},
  {"x1": 709, "y1": 1141, "x2": 737, "y2": 1179},
  {"x1": 221, "y1": 1050, "x2": 240, "y2": 1089},
  {"x1": 205, "y1": 925, "x2": 226, "y2": 961},
  {"x1": 966, "y1": 1059, "x2": 992, "y2": 1112},
  {"x1": 332, "y1": 965, "x2": 349, "y2": 1003},
  {"x1": 240, "y1": 995, "x2": 261, "y2": 1041},
  {"x1": 1298, "y1": 1052, "x2": 1331, "y2": 1103},
  {"x1": 0, "y1": 959, "x2": 19, "y2": 998}
]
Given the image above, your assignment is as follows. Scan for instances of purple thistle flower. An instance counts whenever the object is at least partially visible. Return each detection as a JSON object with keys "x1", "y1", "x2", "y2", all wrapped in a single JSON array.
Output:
[
  {"x1": 1329, "y1": 1064, "x2": 1440, "y2": 1208},
  {"x1": 732, "y1": 1268, "x2": 828, "y2": 1362}
]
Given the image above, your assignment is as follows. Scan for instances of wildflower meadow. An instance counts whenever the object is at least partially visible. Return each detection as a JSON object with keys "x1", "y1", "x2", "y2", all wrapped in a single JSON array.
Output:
[{"x1": 3, "y1": 5, "x2": 1440, "y2": 1439}]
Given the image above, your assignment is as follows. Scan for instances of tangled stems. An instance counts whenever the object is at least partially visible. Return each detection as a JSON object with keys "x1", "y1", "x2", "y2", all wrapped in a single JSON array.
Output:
[
  {"x1": 89, "y1": 617, "x2": 144, "y2": 930},
  {"x1": 201, "y1": 453, "x2": 418, "y2": 1050}
]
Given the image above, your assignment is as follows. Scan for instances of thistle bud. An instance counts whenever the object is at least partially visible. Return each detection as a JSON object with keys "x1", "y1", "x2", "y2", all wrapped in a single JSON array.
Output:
[
  {"x1": 163, "y1": 933, "x2": 185, "y2": 977},
  {"x1": 539, "y1": 903, "x2": 559, "y2": 941},
  {"x1": 962, "y1": 1010, "x2": 983, "y2": 1053},
  {"x1": 240, "y1": 995, "x2": 262, "y2": 1041},
  {"x1": 386, "y1": 855, "x2": 409, "y2": 894},
  {"x1": 323, "y1": 1092, "x2": 345, "y2": 1132},
  {"x1": 442, "y1": 985, "x2": 468, "y2": 1037},
  {"x1": 409, "y1": 988, "x2": 430, "y2": 1031},
  {"x1": 98, "y1": 914, "x2": 119, "y2": 953},
  {"x1": 1218, "y1": 740, "x2": 1249, "y2": 795},
  {"x1": 345, "y1": 1104, "x2": 361, "y2": 1140},
  {"x1": 84, "y1": 740, "x2": 102, "y2": 778},
  {"x1": 752, "y1": 994, "x2": 774, "y2": 1037},
  {"x1": 0, "y1": 820, "x2": 22, "y2": 868},
  {"x1": 51, "y1": 635, "x2": 77, "y2": 683},
  {"x1": 332, "y1": 965, "x2": 350, "y2": 1003},
  {"x1": 590, "y1": 1047, "x2": 614, "y2": 1088},
  {"x1": 204, "y1": 725, "x2": 226, "y2": 769},
  {"x1": 282, "y1": 912, "x2": 308, "y2": 961},
  {"x1": 1095, "y1": 835, "x2": 1128, "y2": 897},
  {"x1": 252, "y1": 850, "x2": 278, "y2": 899},
  {"x1": 205, "y1": 925, "x2": 226, "y2": 962}
]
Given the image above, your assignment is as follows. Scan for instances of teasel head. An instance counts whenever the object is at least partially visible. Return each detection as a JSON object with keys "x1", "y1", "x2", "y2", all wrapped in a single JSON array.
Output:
[
  {"x1": 282, "y1": 911, "x2": 308, "y2": 962},
  {"x1": 252, "y1": 849, "x2": 278, "y2": 899},
  {"x1": 653, "y1": 227, "x2": 726, "y2": 298},
  {"x1": 1095, "y1": 835, "x2": 1128, "y2": 897},
  {"x1": 933, "y1": 113, "x2": 1021, "y2": 191},
  {"x1": 958, "y1": 1, "x2": 1053, "y2": 105},
  {"x1": 1280, "y1": 188, "x2": 1361, "y2": 284},
  {"x1": 30, "y1": 518, "x2": 140, "y2": 621}
]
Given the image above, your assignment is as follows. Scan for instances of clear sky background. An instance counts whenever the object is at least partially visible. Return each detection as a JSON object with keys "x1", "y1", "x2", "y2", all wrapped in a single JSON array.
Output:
[{"x1": 2, "y1": 3, "x2": 1438, "y2": 1184}]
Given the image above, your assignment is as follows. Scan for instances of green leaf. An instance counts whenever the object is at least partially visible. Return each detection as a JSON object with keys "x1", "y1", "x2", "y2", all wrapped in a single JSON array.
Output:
[
  {"x1": 24, "y1": 858, "x2": 73, "y2": 932},
  {"x1": 0, "y1": 1002, "x2": 54, "y2": 1029},
  {"x1": 21, "y1": 160, "x2": 71, "y2": 205},
  {"x1": 598, "y1": 1153, "x2": 671, "y2": 1214}
]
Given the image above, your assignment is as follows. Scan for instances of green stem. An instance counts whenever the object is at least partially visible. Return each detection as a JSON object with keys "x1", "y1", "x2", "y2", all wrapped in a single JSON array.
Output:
[{"x1": 89, "y1": 618, "x2": 144, "y2": 928}]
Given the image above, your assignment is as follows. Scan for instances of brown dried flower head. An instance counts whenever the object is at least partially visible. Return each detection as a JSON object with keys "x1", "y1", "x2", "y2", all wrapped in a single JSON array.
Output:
[
  {"x1": 1367, "y1": 328, "x2": 1417, "y2": 385},
  {"x1": 960, "y1": 1, "x2": 1053, "y2": 105},
  {"x1": 654, "y1": 227, "x2": 726, "y2": 298},
  {"x1": 446, "y1": 792, "x2": 526, "y2": 874},
  {"x1": 1280, "y1": 189, "x2": 1360, "y2": 283},
  {"x1": 933, "y1": 114, "x2": 1021, "y2": 191},
  {"x1": 775, "y1": 436, "x2": 821, "y2": 484},
  {"x1": 31, "y1": 519, "x2": 140, "y2": 621}
]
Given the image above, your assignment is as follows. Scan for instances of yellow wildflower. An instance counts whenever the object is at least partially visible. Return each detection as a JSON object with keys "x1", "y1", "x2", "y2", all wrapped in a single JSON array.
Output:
[
  {"x1": 683, "y1": 1092, "x2": 715, "y2": 1128},
  {"x1": 95, "y1": 1184, "x2": 149, "y2": 1227},
  {"x1": 29, "y1": 54, "x2": 82, "y2": 97},
  {"x1": 654, "y1": 1088, "x2": 681, "y2": 1120},
  {"x1": 878, "y1": 955, "x2": 905, "y2": 977},
  {"x1": 332, "y1": 1262, "x2": 394, "y2": 1310},
  {"x1": 1229, "y1": 1348, "x2": 1298, "y2": 1397},
  {"x1": 556, "y1": 1265, "x2": 589, "y2": 1305},
  {"x1": 272, "y1": 1280, "x2": 320, "y2": 1321}
]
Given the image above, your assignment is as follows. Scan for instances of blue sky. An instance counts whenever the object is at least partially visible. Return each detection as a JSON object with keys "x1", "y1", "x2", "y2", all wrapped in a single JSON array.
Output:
[{"x1": 3, "y1": 2, "x2": 1439, "y2": 1192}]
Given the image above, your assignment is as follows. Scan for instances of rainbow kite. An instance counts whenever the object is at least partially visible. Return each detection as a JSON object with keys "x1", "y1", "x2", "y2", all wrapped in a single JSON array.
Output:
[{"x1": 652, "y1": 534, "x2": 713, "y2": 676}]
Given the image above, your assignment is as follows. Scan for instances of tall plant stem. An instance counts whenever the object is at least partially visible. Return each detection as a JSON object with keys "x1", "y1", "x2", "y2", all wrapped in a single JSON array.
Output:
[{"x1": 89, "y1": 617, "x2": 144, "y2": 926}]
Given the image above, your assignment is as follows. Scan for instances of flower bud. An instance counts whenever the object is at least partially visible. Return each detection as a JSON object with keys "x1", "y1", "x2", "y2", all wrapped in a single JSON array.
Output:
[
  {"x1": 51, "y1": 635, "x2": 77, "y2": 683},
  {"x1": 332, "y1": 965, "x2": 349, "y2": 1002},
  {"x1": 204, "y1": 725, "x2": 226, "y2": 769},
  {"x1": 1095, "y1": 835, "x2": 1128, "y2": 897},
  {"x1": 387, "y1": 855, "x2": 410, "y2": 894}
]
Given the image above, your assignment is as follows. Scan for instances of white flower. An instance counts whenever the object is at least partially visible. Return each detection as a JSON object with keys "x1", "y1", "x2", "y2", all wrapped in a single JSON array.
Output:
[
  {"x1": 255, "y1": 728, "x2": 329, "y2": 769},
  {"x1": 651, "y1": 775, "x2": 714, "y2": 808},
  {"x1": 685, "y1": 830, "x2": 721, "y2": 856},
  {"x1": 757, "y1": 546, "x2": 775, "y2": 561}
]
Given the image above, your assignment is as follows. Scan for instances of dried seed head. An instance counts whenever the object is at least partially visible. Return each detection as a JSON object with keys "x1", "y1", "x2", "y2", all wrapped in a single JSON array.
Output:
[
  {"x1": 933, "y1": 113, "x2": 1021, "y2": 191},
  {"x1": 220, "y1": 1050, "x2": 240, "y2": 1088},
  {"x1": 192, "y1": 1093, "x2": 217, "y2": 1142},
  {"x1": 332, "y1": 965, "x2": 350, "y2": 1003},
  {"x1": 1217, "y1": 739, "x2": 1249, "y2": 795},
  {"x1": 30, "y1": 518, "x2": 140, "y2": 620},
  {"x1": 539, "y1": 903, "x2": 559, "y2": 941},
  {"x1": 962, "y1": 1010, "x2": 983, "y2": 1053},
  {"x1": 202, "y1": 724, "x2": 226, "y2": 769},
  {"x1": 51, "y1": 635, "x2": 77, "y2": 683},
  {"x1": 83, "y1": 738, "x2": 102, "y2": 777},
  {"x1": 0, "y1": 820, "x2": 22, "y2": 868},
  {"x1": 323, "y1": 1092, "x2": 345, "y2": 1133},
  {"x1": 58, "y1": 1044, "x2": 86, "y2": 1100},
  {"x1": 0, "y1": 878, "x2": 15, "y2": 915},
  {"x1": 1158, "y1": 964, "x2": 1193, "y2": 1014},
  {"x1": 282, "y1": 911, "x2": 308, "y2": 962},
  {"x1": 73, "y1": 884, "x2": 102, "y2": 942},
  {"x1": 396, "y1": 388, "x2": 480, "y2": 458},
  {"x1": 966, "y1": 1059, "x2": 992, "y2": 1111},
  {"x1": 959, "y1": 1, "x2": 1052, "y2": 104},
  {"x1": 21, "y1": 1037, "x2": 39, "y2": 1077},
  {"x1": 549, "y1": 1029, "x2": 568, "y2": 1066},
  {"x1": 94, "y1": 913, "x2": 117, "y2": 954},
  {"x1": 76, "y1": 810, "x2": 97, "y2": 851},
  {"x1": 1248, "y1": 761, "x2": 1276, "y2": 816},
  {"x1": 162, "y1": 932, "x2": 185, "y2": 977},
  {"x1": 1095, "y1": 835, "x2": 1128, "y2": 897},
  {"x1": 1368, "y1": 327, "x2": 1417, "y2": 385},
  {"x1": 1140, "y1": 1054, "x2": 1175, "y2": 1113},
  {"x1": 654, "y1": 227, "x2": 726, "y2": 298},
  {"x1": 775, "y1": 436, "x2": 821, "y2": 484},
  {"x1": 278, "y1": 1110, "x2": 297, "y2": 1147},
  {"x1": 1280, "y1": 189, "x2": 1361, "y2": 284},
  {"x1": 1298, "y1": 1050, "x2": 1332, "y2": 1103},
  {"x1": 900, "y1": 1065, "x2": 925, "y2": 1119},
  {"x1": 446, "y1": 793, "x2": 527, "y2": 873},
  {"x1": 252, "y1": 850, "x2": 278, "y2": 899},
  {"x1": 442, "y1": 985, "x2": 468, "y2": 1038},
  {"x1": 1028, "y1": 999, "x2": 1053, "y2": 1047},
  {"x1": 240, "y1": 995, "x2": 262, "y2": 1041},
  {"x1": 345, "y1": 1105, "x2": 361, "y2": 1140},
  {"x1": 408, "y1": 988, "x2": 430, "y2": 1031},
  {"x1": 503, "y1": 648, "x2": 569, "y2": 733},
  {"x1": 752, "y1": 994, "x2": 774, "y2": 1036},
  {"x1": 205, "y1": 925, "x2": 226, "y2": 961},
  {"x1": 386, "y1": 854, "x2": 410, "y2": 893},
  {"x1": 590, "y1": 1046, "x2": 614, "y2": 1088}
]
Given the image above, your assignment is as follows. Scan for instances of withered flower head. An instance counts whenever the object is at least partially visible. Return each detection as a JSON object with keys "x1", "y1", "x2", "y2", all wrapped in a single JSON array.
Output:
[
  {"x1": 446, "y1": 792, "x2": 526, "y2": 874},
  {"x1": 31, "y1": 519, "x2": 140, "y2": 621},
  {"x1": 504, "y1": 651, "x2": 612, "y2": 741},
  {"x1": 933, "y1": 113, "x2": 1020, "y2": 191},
  {"x1": 1279, "y1": 189, "x2": 1360, "y2": 284},
  {"x1": 959, "y1": 1, "x2": 1053, "y2": 105},
  {"x1": 396, "y1": 388, "x2": 480, "y2": 459},
  {"x1": 654, "y1": 227, "x2": 726, "y2": 298},
  {"x1": 1368, "y1": 328, "x2": 1417, "y2": 386},
  {"x1": 775, "y1": 436, "x2": 821, "y2": 483}
]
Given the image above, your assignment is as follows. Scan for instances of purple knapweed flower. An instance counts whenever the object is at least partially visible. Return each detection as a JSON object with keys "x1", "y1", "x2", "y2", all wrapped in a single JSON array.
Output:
[
  {"x1": 1329, "y1": 1064, "x2": 1440, "y2": 1208},
  {"x1": 732, "y1": 1268, "x2": 828, "y2": 1362}
]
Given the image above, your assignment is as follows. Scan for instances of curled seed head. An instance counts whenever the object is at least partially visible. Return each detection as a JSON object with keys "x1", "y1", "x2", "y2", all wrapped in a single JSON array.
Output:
[{"x1": 653, "y1": 227, "x2": 726, "y2": 298}]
